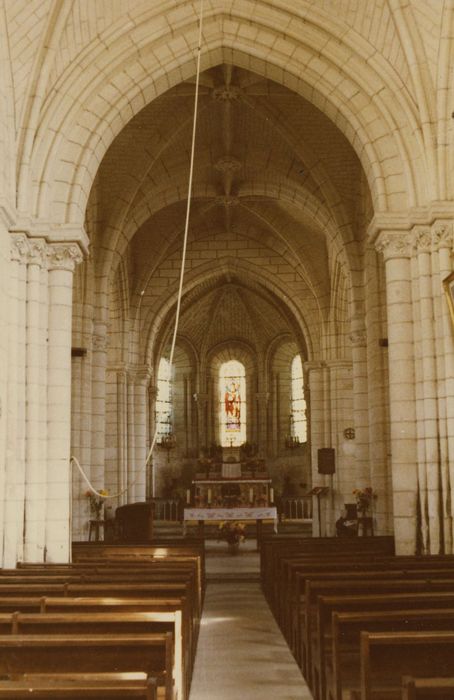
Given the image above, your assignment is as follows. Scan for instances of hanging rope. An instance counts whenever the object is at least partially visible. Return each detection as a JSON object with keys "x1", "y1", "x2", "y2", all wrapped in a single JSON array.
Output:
[{"x1": 71, "y1": 0, "x2": 205, "y2": 502}]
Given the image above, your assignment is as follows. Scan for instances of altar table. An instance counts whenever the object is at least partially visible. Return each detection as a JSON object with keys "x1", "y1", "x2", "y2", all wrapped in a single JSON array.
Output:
[{"x1": 183, "y1": 507, "x2": 278, "y2": 542}]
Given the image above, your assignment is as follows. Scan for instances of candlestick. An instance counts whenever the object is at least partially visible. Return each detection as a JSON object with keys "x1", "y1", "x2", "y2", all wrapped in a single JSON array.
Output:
[
  {"x1": 270, "y1": 487, "x2": 274, "y2": 504},
  {"x1": 207, "y1": 488, "x2": 212, "y2": 504},
  {"x1": 249, "y1": 487, "x2": 254, "y2": 504},
  {"x1": 186, "y1": 489, "x2": 191, "y2": 505}
]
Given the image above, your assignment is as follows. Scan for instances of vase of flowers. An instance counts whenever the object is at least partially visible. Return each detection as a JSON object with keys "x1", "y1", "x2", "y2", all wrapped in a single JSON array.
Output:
[
  {"x1": 218, "y1": 521, "x2": 246, "y2": 554},
  {"x1": 85, "y1": 489, "x2": 109, "y2": 519},
  {"x1": 353, "y1": 487, "x2": 375, "y2": 516}
]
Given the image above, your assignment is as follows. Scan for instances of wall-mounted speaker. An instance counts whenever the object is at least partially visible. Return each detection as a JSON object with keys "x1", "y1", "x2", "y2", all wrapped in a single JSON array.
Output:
[{"x1": 317, "y1": 447, "x2": 336, "y2": 475}]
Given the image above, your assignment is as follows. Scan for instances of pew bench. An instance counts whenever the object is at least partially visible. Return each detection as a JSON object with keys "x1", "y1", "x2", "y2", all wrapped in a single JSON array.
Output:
[
  {"x1": 0, "y1": 673, "x2": 159, "y2": 699},
  {"x1": 401, "y1": 676, "x2": 454, "y2": 700},
  {"x1": 300, "y1": 577, "x2": 454, "y2": 684},
  {"x1": 0, "y1": 633, "x2": 174, "y2": 700},
  {"x1": 359, "y1": 631, "x2": 454, "y2": 700},
  {"x1": 314, "y1": 591, "x2": 454, "y2": 700},
  {"x1": 325, "y1": 608, "x2": 454, "y2": 700}
]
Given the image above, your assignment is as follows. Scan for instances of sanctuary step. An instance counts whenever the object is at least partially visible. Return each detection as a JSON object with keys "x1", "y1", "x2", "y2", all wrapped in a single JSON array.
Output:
[
  {"x1": 278, "y1": 520, "x2": 313, "y2": 536},
  {"x1": 152, "y1": 520, "x2": 185, "y2": 539}
]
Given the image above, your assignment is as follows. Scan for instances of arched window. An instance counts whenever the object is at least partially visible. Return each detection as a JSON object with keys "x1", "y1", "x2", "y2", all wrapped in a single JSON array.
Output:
[
  {"x1": 291, "y1": 354, "x2": 307, "y2": 443},
  {"x1": 219, "y1": 359, "x2": 246, "y2": 446},
  {"x1": 155, "y1": 358, "x2": 172, "y2": 438}
]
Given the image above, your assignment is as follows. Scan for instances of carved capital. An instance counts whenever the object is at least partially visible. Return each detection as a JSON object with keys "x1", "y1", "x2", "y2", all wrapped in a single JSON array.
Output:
[
  {"x1": 375, "y1": 232, "x2": 411, "y2": 261},
  {"x1": 350, "y1": 330, "x2": 367, "y2": 347},
  {"x1": 28, "y1": 239, "x2": 47, "y2": 267},
  {"x1": 131, "y1": 365, "x2": 152, "y2": 385},
  {"x1": 148, "y1": 385, "x2": 158, "y2": 399},
  {"x1": 10, "y1": 233, "x2": 30, "y2": 264},
  {"x1": 413, "y1": 227, "x2": 432, "y2": 253},
  {"x1": 92, "y1": 334, "x2": 107, "y2": 352},
  {"x1": 47, "y1": 243, "x2": 83, "y2": 271},
  {"x1": 432, "y1": 223, "x2": 453, "y2": 251}
]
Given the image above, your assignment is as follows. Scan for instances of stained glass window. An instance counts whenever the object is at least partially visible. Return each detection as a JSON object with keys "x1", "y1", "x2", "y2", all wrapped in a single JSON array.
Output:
[
  {"x1": 219, "y1": 360, "x2": 246, "y2": 446},
  {"x1": 291, "y1": 354, "x2": 307, "y2": 443},
  {"x1": 155, "y1": 358, "x2": 172, "y2": 438}
]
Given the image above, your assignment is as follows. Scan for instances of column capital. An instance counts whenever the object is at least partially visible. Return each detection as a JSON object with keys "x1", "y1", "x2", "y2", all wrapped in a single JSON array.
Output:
[
  {"x1": 412, "y1": 226, "x2": 432, "y2": 253},
  {"x1": 10, "y1": 231, "x2": 30, "y2": 263},
  {"x1": 432, "y1": 221, "x2": 453, "y2": 251},
  {"x1": 92, "y1": 333, "x2": 107, "y2": 352},
  {"x1": 131, "y1": 365, "x2": 152, "y2": 384},
  {"x1": 148, "y1": 385, "x2": 158, "y2": 399},
  {"x1": 47, "y1": 242, "x2": 83, "y2": 271},
  {"x1": 375, "y1": 231, "x2": 411, "y2": 260},
  {"x1": 350, "y1": 330, "x2": 367, "y2": 347},
  {"x1": 303, "y1": 361, "x2": 324, "y2": 372},
  {"x1": 28, "y1": 238, "x2": 47, "y2": 267}
]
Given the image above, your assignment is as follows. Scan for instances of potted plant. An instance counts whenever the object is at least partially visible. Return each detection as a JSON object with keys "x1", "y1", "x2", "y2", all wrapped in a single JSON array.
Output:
[
  {"x1": 218, "y1": 521, "x2": 246, "y2": 554},
  {"x1": 353, "y1": 487, "x2": 376, "y2": 516}
]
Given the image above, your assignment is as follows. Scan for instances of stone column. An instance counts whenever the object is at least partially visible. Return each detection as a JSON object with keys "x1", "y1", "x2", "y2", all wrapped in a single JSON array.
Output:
[
  {"x1": 196, "y1": 392, "x2": 208, "y2": 452},
  {"x1": 255, "y1": 391, "x2": 269, "y2": 457},
  {"x1": 349, "y1": 315, "x2": 370, "y2": 486},
  {"x1": 432, "y1": 223, "x2": 454, "y2": 552},
  {"x1": 304, "y1": 362, "x2": 324, "y2": 536},
  {"x1": 413, "y1": 228, "x2": 440, "y2": 552},
  {"x1": 46, "y1": 243, "x2": 83, "y2": 562},
  {"x1": 365, "y1": 246, "x2": 391, "y2": 534},
  {"x1": 91, "y1": 323, "x2": 108, "y2": 490},
  {"x1": 147, "y1": 385, "x2": 157, "y2": 498},
  {"x1": 127, "y1": 376, "x2": 136, "y2": 503},
  {"x1": 24, "y1": 240, "x2": 47, "y2": 562},
  {"x1": 376, "y1": 232, "x2": 417, "y2": 554},
  {"x1": 134, "y1": 368, "x2": 150, "y2": 502},
  {"x1": 4, "y1": 234, "x2": 29, "y2": 566},
  {"x1": 116, "y1": 369, "x2": 128, "y2": 505},
  {"x1": 327, "y1": 360, "x2": 353, "y2": 535}
]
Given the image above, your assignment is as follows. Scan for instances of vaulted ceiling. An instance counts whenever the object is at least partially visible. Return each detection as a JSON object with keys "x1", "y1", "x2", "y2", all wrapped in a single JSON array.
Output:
[{"x1": 93, "y1": 63, "x2": 371, "y2": 363}]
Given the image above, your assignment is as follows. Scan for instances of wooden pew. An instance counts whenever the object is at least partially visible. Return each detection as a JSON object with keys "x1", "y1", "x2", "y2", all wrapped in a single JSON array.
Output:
[
  {"x1": 314, "y1": 591, "x2": 454, "y2": 700},
  {"x1": 0, "y1": 633, "x2": 174, "y2": 700},
  {"x1": 327, "y1": 608, "x2": 454, "y2": 700},
  {"x1": 281, "y1": 555, "x2": 454, "y2": 641},
  {"x1": 0, "y1": 673, "x2": 158, "y2": 699},
  {"x1": 294, "y1": 565, "x2": 454, "y2": 666},
  {"x1": 300, "y1": 577, "x2": 454, "y2": 685},
  {"x1": 359, "y1": 631, "x2": 454, "y2": 700},
  {"x1": 71, "y1": 543, "x2": 205, "y2": 598},
  {"x1": 401, "y1": 676, "x2": 454, "y2": 700},
  {"x1": 259, "y1": 536, "x2": 395, "y2": 604},
  {"x1": 0, "y1": 597, "x2": 194, "y2": 699},
  {"x1": 12, "y1": 611, "x2": 185, "y2": 700}
]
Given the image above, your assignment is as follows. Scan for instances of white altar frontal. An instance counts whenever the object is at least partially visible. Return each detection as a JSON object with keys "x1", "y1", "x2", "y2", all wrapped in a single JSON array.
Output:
[{"x1": 183, "y1": 506, "x2": 278, "y2": 536}]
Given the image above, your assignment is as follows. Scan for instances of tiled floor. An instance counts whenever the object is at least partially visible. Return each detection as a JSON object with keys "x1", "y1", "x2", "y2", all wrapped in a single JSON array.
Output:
[{"x1": 189, "y1": 543, "x2": 312, "y2": 700}]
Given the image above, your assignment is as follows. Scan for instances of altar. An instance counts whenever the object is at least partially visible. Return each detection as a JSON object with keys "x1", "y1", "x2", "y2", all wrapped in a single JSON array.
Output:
[{"x1": 183, "y1": 506, "x2": 278, "y2": 540}]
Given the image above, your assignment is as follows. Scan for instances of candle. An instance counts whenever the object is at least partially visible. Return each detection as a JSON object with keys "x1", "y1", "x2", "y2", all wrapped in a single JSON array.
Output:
[
  {"x1": 249, "y1": 488, "x2": 254, "y2": 504},
  {"x1": 270, "y1": 487, "x2": 274, "y2": 504},
  {"x1": 186, "y1": 489, "x2": 191, "y2": 505},
  {"x1": 207, "y1": 488, "x2": 212, "y2": 505}
]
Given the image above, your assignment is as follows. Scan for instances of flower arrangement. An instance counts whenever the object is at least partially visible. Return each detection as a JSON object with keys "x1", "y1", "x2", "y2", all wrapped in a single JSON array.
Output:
[
  {"x1": 218, "y1": 521, "x2": 246, "y2": 546},
  {"x1": 85, "y1": 489, "x2": 109, "y2": 519},
  {"x1": 353, "y1": 487, "x2": 376, "y2": 514}
]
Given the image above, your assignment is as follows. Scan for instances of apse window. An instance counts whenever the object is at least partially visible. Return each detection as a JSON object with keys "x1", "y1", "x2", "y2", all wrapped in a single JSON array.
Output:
[
  {"x1": 219, "y1": 359, "x2": 246, "y2": 446},
  {"x1": 291, "y1": 354, "x2": 307, "y2": 443},
  {"x1": 155, "y1": 357, "x2": 173, "y2": 438}
]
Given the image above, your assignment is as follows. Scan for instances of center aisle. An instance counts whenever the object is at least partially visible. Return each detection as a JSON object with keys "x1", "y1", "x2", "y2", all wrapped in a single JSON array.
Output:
[{"x1": 189, "y1": 543, "x2": 312, "y2": 700}]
